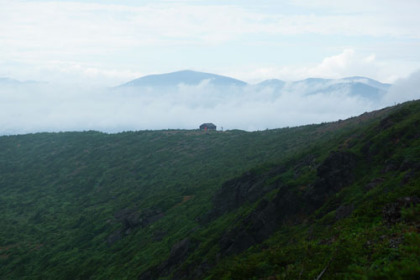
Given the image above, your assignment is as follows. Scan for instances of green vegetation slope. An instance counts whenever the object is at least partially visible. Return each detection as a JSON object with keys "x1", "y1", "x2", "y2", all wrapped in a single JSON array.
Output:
[{"x1": 0, "y1": 101, "x2": 419, "y2": 279}]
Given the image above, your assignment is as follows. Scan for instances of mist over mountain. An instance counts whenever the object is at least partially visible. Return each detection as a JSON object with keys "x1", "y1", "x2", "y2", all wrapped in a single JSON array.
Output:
[
  {"x1": 1, "y1": 69, "x2": 419, "y2": 135},
  {"x1": 255, "y1": 79, "x2": 286, "y2": 89},
  {"x1": 283, "y1": 76, "x2": 391, "y2": 100},
  {"x1": 117, "y1": 70, "x2": 390, "y2": 101},
  {"x1": 0, "y1": 77, "x2": 40, "y2": 86}
]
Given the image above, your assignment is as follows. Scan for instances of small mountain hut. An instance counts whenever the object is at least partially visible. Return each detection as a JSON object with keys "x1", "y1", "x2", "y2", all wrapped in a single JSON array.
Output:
[{"x1": 199, "y1": 123, "x2": 217, "y2": 131}]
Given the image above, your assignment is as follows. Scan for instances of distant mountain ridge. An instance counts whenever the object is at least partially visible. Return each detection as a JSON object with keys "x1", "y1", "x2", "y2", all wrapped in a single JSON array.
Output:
[
  {"x1": 285, "y1": 76, "x2": 392, "y2": 100},
  {"x1": 0, "y1": 77, "x2": 39, "y2": 86},
  {"x1": 118, "y1": 70, "x2": 247, "y2": 87},
  {"x1": 117, "y1": 70, "x2": 391, "y2": 100}
]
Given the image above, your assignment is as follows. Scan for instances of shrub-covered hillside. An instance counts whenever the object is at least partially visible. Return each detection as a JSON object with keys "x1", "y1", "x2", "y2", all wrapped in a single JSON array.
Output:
[{"x1": 0, "y1": 100, "x2": 419, "y2": 279}]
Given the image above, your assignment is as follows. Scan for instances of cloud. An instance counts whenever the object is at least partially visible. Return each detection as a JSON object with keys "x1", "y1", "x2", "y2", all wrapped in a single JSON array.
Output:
[
  {"x1": 382, "y1": 70, "x2": 420, "y2": 105},
  {"x1": 3, "y1": 68, "x2": 420, "y2": 135},
  {"x1": 1, "y1": 1, "x2": 419, "y2": 57},
  {"x1": 1, "y1": 1, "x2": 419, "y2": 85},
  {"x1": 0, "y1": 80, "x2": 383, "y2": 135},
  {"x1": 226, "y1": 49, "x2": 397, "y2": 83}
]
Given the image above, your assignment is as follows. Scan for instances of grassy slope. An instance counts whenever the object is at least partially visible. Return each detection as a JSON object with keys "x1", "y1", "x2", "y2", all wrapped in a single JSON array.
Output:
[
  {"x1": 204, "y1": 101, "x2": 420, "y2": 280},
  {"x1": 0, "y1": 101, "x2": 418, "y2": 279}
]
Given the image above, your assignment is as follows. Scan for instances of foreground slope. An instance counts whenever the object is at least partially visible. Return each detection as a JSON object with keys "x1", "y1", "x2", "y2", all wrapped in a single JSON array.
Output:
[{"x1": 0, "y1": 101, "x2": 419, "y2": 279}]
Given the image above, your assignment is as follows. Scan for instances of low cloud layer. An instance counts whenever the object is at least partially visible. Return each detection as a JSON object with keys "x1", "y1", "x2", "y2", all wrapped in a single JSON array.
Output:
[
  {"x1": 383, "y1": 70, "x2": 420, "y2": 104},
  {"x1": 0, "y1": 72, "x2": 419, "y2": 135}
]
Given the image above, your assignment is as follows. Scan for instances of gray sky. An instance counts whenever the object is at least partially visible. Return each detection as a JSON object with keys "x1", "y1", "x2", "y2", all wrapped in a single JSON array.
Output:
[{"x1": 1, "y1": 0, "x2": 420, "y2": 85}]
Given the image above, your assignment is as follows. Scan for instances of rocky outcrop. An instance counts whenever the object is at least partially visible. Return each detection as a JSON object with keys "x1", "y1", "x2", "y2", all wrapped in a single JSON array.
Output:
[
  {"x1": 364, "y1": 177, "x2": 385, "y2": 191},
  {"x1": 202, "y1": 168, "x2": 282, "y2": 222},
  {"x1": 139, "y1": 151, "x2": 360, "y2": 278},
  {"x1": 219, "y1": 151, "x2": 358, "y2": 256},
  {"x1": 219, "y1": 187, "x2": 303, "y2": 256},
  {"x1": 107, "y1": 208, "x2": 164, "y2": 245},
  {"x1": 335, "y1": 204, "x2": 355, "y2": 221},
  {"x1": 382, "y1": 196, "x2": 420, "y2": 225},
  {"x1": 138, "y1": 238, "x2": 199, "y2": 280},
  {"x1": 304, "y1": 151, "x2": 357, "y2": 209},
  {"x1": 315, "y1": 151, "x2": 357, "y2": 193}
]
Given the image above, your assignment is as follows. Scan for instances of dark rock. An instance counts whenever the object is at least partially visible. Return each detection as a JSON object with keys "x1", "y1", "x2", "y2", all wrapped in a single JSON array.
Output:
[
  {"x1": 306, "y1": 226, "x2": 314, "y2": 241},
  {"x1": 114, "y1": 208, "x2": 164, "y2": 231},
  {"x1": 108, "y1": 208, "x2": 164, "y2": 245},
  {"x1": 399, "y1": 159, "x2": 420, "y2": 173},
  {"x1": 382, "y1": 196, "x2": 420, "y2": 225},
  {"x1": 186, "y1": 261, "x2": 212, "y2": 280},
  {"x1": 203, "y1": 168, "x2": 281, "y2": 222},
  {"x1": 389, "y1": 234, "x2": 403, "y2": 249},
  {"x1": 304, "y1": 151, "x2": 357, "y2": 210},
  {"x1": 168, "y1": 238, "x2": 191, "y2": 266},
  {"x1": 335, "y1": 204, "x2": 355, "y2": 221},
  {"x1": 114, "y1": 208, "x2": 140, "y2": 229},
  {"x1": 138, "y1": 270, "x2": 154, "y2": 280},
  {"x1": 292, "y1": 154, "x2": 317, "y2": 178},
  {"x1": 152, "y1": 230, "x2": 167, "y2": 242},
  {"x1": 361, "y1": 140, "x2": 373, "y2": 157},
  {"x1": 140, "y1": 210, "x2": 165, "y2": 227},
  {"x1": 318, "y1": 236, "x2": 336, "y2": 245},
  {"x1": 382, "y1": 159, "x2": 399, "y2": 173},
  {"x1": 379, "y1": 117, "x2": 395, "y2": 130},
  {"x1": 153, "y1": 150, "x2": 362, "y2": 279},
  {"x1": 402, "y1": 170, "x2": 417, "y2": 184},
  {"x1": 364, "y1": 177, "x2": 384, "y2": 191},
  {"x1": 107, "y1": 229, "x2": 122, "y2": 246},
  {"x1": 138, "y1": 238, "x2": 197, "y2": 280},
  {"x1": 219, "y1": 188, "x2": 304, "y2": 256},
  {"x1": 383, "y1": 203, "x2": 403, "y2": 225},
  {"x1": 215, "y1": 152, "x2": 357, "y2": 258},
  {"x1": 315, "y1": 151, "x2": 357, "y2": 194}
]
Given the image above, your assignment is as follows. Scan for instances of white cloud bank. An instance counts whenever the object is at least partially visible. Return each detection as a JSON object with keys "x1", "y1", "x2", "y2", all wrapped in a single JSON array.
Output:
[
  {"x1": 227, "y1": 49, "x2": 401, "y2": 84},
  {"x1": 1, "y1": 70, "x2": 419, "y2": 135},
  {"x1": 383, "y1": 70, "x2": 420, "y2": 104}
]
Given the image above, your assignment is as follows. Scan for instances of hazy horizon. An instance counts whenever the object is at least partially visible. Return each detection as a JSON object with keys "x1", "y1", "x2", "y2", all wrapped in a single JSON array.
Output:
[
  {"x1": 1, "y1": 69, "x2": 419, "y2": 135},
  {"x1": 1, "y1": 0, "x2": 420, "y2": 134},
  {"x1": 0, "y1": 69, "x2": 396, "y2": 87}
]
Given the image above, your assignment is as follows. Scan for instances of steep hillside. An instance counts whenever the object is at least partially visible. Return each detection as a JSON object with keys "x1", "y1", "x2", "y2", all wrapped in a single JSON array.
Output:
[{"x1": 0, "y1": 101, "x2": 419, "y2": 279}]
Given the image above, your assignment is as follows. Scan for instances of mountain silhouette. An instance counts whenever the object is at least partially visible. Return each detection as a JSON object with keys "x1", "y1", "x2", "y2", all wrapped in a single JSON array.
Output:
[{"x1": 118, "y1": 70, "x2": 247, "y2": 87}]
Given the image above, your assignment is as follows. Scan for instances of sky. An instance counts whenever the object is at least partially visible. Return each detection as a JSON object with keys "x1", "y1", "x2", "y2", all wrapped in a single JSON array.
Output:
[
  {"x1": 1, "y1": 0, "x2": 420, "y2": 85},
  {"x1": 0, "y1": 0, "x2": 420, "y2": 134}
]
